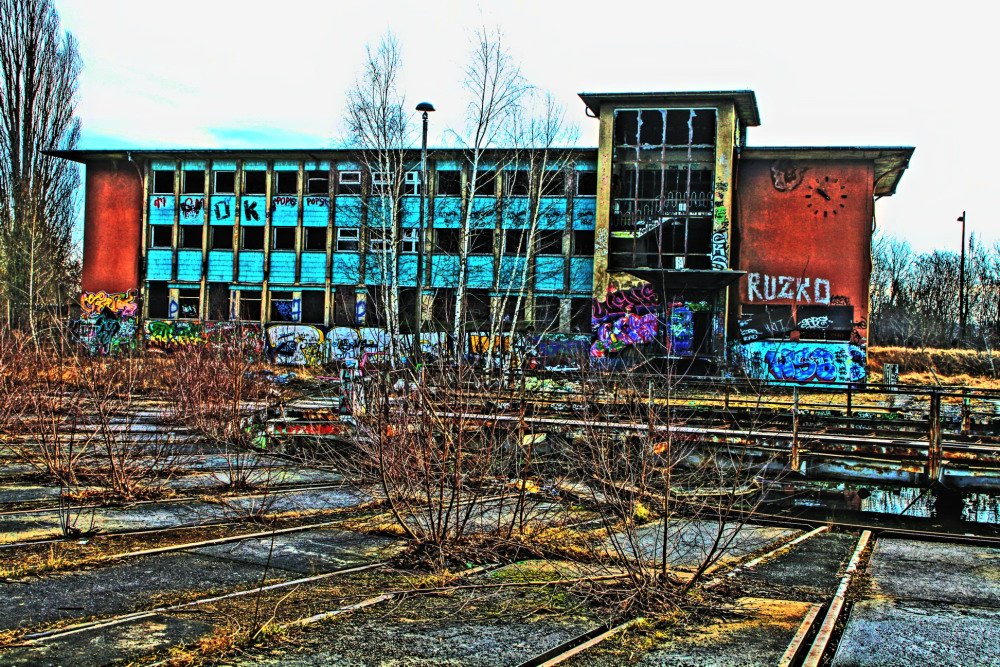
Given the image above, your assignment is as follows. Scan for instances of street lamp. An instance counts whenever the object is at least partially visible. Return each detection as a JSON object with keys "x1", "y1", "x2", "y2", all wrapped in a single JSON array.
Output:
[
  {"x1": 414, "y1": 102, "x2": 435, "y2": 366},
  {"x1": 958, "y1": 211, "x2": 967, "y2": 344}
]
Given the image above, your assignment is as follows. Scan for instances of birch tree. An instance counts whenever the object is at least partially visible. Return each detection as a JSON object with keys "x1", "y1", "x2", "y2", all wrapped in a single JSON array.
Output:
[{"x1": 0, "y1": 0, "x2": 81, "y2": 333}]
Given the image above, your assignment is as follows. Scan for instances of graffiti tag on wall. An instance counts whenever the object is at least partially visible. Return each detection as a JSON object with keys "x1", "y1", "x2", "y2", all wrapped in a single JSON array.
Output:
[
  {"x1": 74, "y1": 289, "x2": 140, "y2": 355},
  {"x1": 739, "y1": 341, "x2": 866, "y2": 384},
  {"x1": 591, "y1": 282, "x2": 661, "y2": 359},
  {"x1": 747, "y1": 273, "x2": 831, "y2": 305},
  {"x1": 80, "y1": 290, "x2": 138, "y2": 318}
]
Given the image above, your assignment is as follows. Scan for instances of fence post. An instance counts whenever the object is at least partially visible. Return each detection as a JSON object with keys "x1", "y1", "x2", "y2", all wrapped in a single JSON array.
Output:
[
  {"x1": 846, "y1": 385, "x2": 853, "y2": 417},
  {"x1": 790, "y1": 386, "x2": 801, "y2": 473},
  {"x1": 961, "y1": 388, "x2": 971, "y2": 436},
  {"x1": 928, "y1": 391, "x2": 942, "y2": 481}
]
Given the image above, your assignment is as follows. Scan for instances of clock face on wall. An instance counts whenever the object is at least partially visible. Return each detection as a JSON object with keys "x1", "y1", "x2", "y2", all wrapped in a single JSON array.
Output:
[{"x1": 804, "y1": 176, "x2": 847, "y2": 218}]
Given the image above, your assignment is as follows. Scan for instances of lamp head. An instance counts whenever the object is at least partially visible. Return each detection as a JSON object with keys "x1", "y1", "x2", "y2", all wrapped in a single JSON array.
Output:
[{"x1": 415, "y1": 102, "x2": 435, "y2": 113}]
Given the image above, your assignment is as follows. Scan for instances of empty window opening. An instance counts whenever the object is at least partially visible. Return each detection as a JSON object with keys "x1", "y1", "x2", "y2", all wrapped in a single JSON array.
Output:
[
  {"x1": 338, "y1": 171, "x2": 362, "y2": 195},
  {"x1": 274, "y1": 172, "x2": 298, "y2": 195},
  {"x1": 573, "y1": 230, "x2": 594, "y2": 256},
  {"x1": 333, "y1": 288, "x2": 356, "y2": 326},
  {"x1": 269, "y1": 291, "x2": 299, "y2": 322},
  {"x1": 534, "y1": 296, "x2": 561, "y2": 331},
  {"x1": 176, "y1": 288, "x2": 200, "y2": 319},
  {"x1": 242, "y1": 227, "x2": 265, "y2": 250},
  {"x1": 213, "y1": 171, "x2": 235, "y2": 194},
  {"x1": 368, "y1": 227, "x2": 390, "y2": 252},
  {"x1": 398, "y1": 287, "x2": 418, "y2": 332},
  {"x1": 304, "y1": 227, "x2": 326, "y2": 251},
  {"x1": 505, "y1": 170, "x2": 530, "y2": 196},
  {"x1": 208, "y1": 283, "x2": 230, "y2": 321},
  {"x1": 150, "y1": 226, "x2": 172, "y2": 248},
  {"x1": 272, "y1": 227, "x2": 296, "y2": 250},
  {"x1": 570, "y1": 298, "x2": 592, "y2": 333},
  {"x1": 306, "y1": 170, "x2": 329, "y2": 195},
  {"x1": 436, "y1": 228, "x2": 460, "y2": 253},
  {"x1": 300, "y1": 291, "x2": 325, "y2": 324},
  {"x1": 504, "y1": 230, "x2": 527, "y2": 255},
  {"x1": 614, "y1": 110, "x2": 639, "y2": 146},
  {"x1": 466, "y1": 289, "x2": 491, "y2": 330},
  {"x1": 436, "y1": 170, "x2": 462, "y2": 196},
  {"x1": 152, "y1": 170, "x2": 174, "y2": 194},
  {"x1": 238, "y1": 291, "x2": 262, "y2": 320},
  {"x1": 432, "y1": 288, "x2": 456, "y2": 327},
  {"x1": 336, "y1": 228, "x2": 359, "y2": 252},
  {"x1": 469, "y1": 229, "x2": 493, "y2": 254},
  {"x1": 147, "y1": 281, "x2": 169, "y2": 319},
  {"x1": 537, "y1": 230, "x2": 563, "y2": 255},
  {"x1": 474, "y1": 170, "x2": 496, "y2": 196},
  {"x1": 639, "y1": 109, "x2": 664, "y2": 145},
  {"x1": 576, "y1": 172, "x2": 597, "y2": 197},
  {"x1": 183, "y1": 170, "x2": 205, "y2": 194},
  {"x1": 539, "y1": 170, "x2": 566, "y2": 197},
  {"x1": 243, "y1": 170, "x2": 266, "y2": 195},
  {"x1": 180, "y1": 225, "x2": 203, "y2": 249},
  {"x1": 211, "y1": 226, "x2": 233, "y2": 250}
]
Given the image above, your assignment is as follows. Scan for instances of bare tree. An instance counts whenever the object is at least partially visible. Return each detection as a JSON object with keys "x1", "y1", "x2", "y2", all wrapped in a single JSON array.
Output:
[
  {"x1": 451, "y1": 29, "x2": 527, "y2": 362},
  {"x1": 0, "y1": 0, "x2": 81, "y2": 334}
]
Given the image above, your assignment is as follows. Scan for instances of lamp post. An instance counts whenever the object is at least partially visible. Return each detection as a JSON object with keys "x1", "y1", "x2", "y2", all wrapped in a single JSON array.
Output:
[
  {"x1": 958, "y1": 211, "x2": 967, "y2": 345},
  {"x1": 414, "y1": 102, "x2": 435, "y2": 367}
]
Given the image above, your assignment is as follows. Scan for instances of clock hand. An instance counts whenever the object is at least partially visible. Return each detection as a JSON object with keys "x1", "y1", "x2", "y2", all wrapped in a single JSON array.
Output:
[{"x1": 815, "y1": 188, "x2": 832, "y2": 201}]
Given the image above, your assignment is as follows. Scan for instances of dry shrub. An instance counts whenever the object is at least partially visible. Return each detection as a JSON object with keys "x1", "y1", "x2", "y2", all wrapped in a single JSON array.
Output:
[{"x1": 870, "y1": 346, "x2": 1000, "y2": 378}]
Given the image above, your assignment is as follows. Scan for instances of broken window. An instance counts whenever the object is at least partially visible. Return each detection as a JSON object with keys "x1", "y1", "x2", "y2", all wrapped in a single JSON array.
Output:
[
  {"x1": 797, "y1": 305, "x2": 854, "y2": 341},
  {"x1": 576, "y1": 172, "x2": 597, "y2": 197},
  {"x1": 242, "y1": 227, "x2": 265, "y2": 250},
  {"x1": 534, "y1": 296, "x2": 561, "y2": 331},
  {"x1": 570, "y1": 298, "x2": 592, "y2": 333},
  {"x1": 504, "y1": 170, "x2": 530, "y2": 196},
  {"x1": 474, "y1": 170, "x2": 496, "y2": 196},
  {"x1": 573, "y1": 230, "x2": 594, "y2": 256},
  {"x1": 208, "y1": 283, "x2": 230, "y2": 321},
  {"x1": 306, "y1": 170, "x2": 329, "y2": 195},
  {"x1": 243, "y1": 170, "x2": 266, "y2": 195},
  {"x1": 539, "y1": 170, "x2": 566, "y2": 197},
  {"x1": 152, "y1": 170, "x2": 174, "y2": 194},
  {"x1": 333, "y1": 287, "x2": 356, "y2": 326},
  {"x1": 466, "y1": 289, "x2": 492, "y2": 330},
  {"x1": 437, "y1": 170, "x2": 462, "y2": 196},
  {"x1": 211, "y1": 226, "x2": 233, "y2": 250},
  {"x1": 504, "y1": 230, "x2": 527, "y2": 255},
  {"x1": 304, "y1": 227, "x2": 326, "y2": 251},
  {"x1": 469, "y1": 229, "x2": 493, "y2": 254},
  {"x1": 150, "y1": 226, "x2": 172, "y2": 248},
  {"x1": 336, "y1": 228, "x2": 359, "y2": 252},
  {"x1": 368, "y1": 227, "x2": 390, "y2": 252},
  {"x1": 432, "y1": 288, "x2": 455, "y2": 326},
  {"x1": 300, "y1": 291, "x2": 325, "y2": 324},
  {"x1": 180, "y1": 225, "x2": 203, "y2": 249},
  {"x1": 537, "y1": 230, "x2": 563, "y2": 255},
  {"x1": 147, "y1": 281, "x2": 169, "y2": 319},
  {"x1": 436, "y1": 228, "x2": 459, "y2": 253},
  {"x1": 739, "y1": 305, "x2": 794, "y2": 342},
  {"x1": 371, "y1": 171, "x2": 420, "y2": 195},
  {"x1": 176, "y1": 288, "x2": 200, "y2": 319},
  {"x1": 274, "y1": 171, "x2": 298, "y2": 195},
  {"x1": 238, "y1": 290, "x2": 262, "y2": 321},
  {"x1": 213, "y1": 171, "x2": 235, "y2": 194},
  {"x1": 338, "y1": 170, "x2": 362, "y2": 195},
  {"x1": 272, "y1": 227, "x2": 296, "y2": 250},
  {"x1": 183, "y1": 170, "x2": 205, "y2": 194},
  {"x1": 269, "y1": 291, "x2": 299, "y2": 322}
]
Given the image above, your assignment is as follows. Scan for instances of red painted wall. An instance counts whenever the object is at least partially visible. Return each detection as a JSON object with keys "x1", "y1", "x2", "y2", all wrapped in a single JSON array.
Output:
[
  {"x1": 735, "y1": 159, "x2": 874, "y2": 341},
  {"x1": 80, "y1": 160, "x2": 143, "y2": 294}
]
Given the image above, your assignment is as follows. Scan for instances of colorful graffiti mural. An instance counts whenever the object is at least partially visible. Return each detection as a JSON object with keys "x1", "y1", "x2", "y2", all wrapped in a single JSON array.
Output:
[
  {"x1": 591, "y1": 281, "x2": 661, "y2": 359},
  {"x1": 145, "y1": 320, "x2": 264, "y2": 351},
  {"x1": 739, "y1": 341, "x2": 866, "y2": 384},
  {"x1": 74, "y1": 290, "x2": 140, "y2": 355},
  {"x1": 80, "y1": 289, "x2": 138, "y2": 318}
]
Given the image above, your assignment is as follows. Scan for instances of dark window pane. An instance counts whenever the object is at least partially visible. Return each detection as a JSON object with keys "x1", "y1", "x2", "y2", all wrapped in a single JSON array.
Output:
[
  {"x1": 505, "y1": 170, "x2": 530, "y2": 196},
  {"x1": 573, "y1": 230, "x2": 594, "y2": 256},
  {"x1": 208, "y1": 283, "x2": 230, "y2": 320},
  {"x1": 239, "y1": 291, "x2": 262, "y2": 320},
  {"x1": 437, "y1": 228, "x2": 459, "y2": 253},
  {"x1": 537, "y1": 230, "x2": 562, "y2": 255},
  {"x1": 213, "y1": 171, "x2": 235, "y2": 194},
  {"x1": 147, "y1": 281, "x2": 169, "y2": 318},
  {"x1": 211, "y1": 226, "x2": 233, "y2": 249},
  {"x1": 470, "y1": 229, "x2": 493, "y2": 254},
  {"x1": 304, "y1": 227, "x2": 326, "y2": 251},
  {"x1": 306, "y1": 170, "x2": 329, "y2": 195},
  {"x1": 180, "y1": 225, "x2": 203, "y2": 249},
  {"x1": 474, "y1": 170, "x2": 496, "y2": 196},
  {"x1": 301, "y1": 292, "x2": 324, "y2": 324},
  {"x1": 242, "y1": 227, "x2": 265, "y2": 250},
  {"x1": 272, "y1": 227, "x2": 296, "y2": 250},
  {"x1": 151, "y1": 226, "x2": 172, "y2": 248},
  {"x1": 183, "y1": 170, "x2": 204, "y2": 194},
  {"x1": 639, "y1": 110, "x2": 664, "y2": 145},
  {"x1": 274, "y1": 171, "x2": 298, "y2": 195},
  {"x1": 152, "y1": 170, "x2": 174, "y2": 194},
  {"x1": 437, "y1": 170, "x2": 462, "y2": 195},
  {"x1": 614, "y1": 110, "x2": 638, "y2": 146}
]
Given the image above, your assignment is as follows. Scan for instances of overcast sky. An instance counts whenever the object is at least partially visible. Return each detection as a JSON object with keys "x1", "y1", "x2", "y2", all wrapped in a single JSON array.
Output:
[{"x1": 56, "y1": 0, "x2": 996, "y2": 253}]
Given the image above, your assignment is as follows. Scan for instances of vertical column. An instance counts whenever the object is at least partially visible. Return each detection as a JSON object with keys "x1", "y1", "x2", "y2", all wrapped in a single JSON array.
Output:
[
  {"x1": 170, "y1": 160, "x2": 180, "y2": 282},
  {"x1": 295, "y1": 161, "x2": 305, "y2": 286},
  {"x1": 199, "y1": 162, "x2": 210, "y2": 319},
  {"x1": 140, "y1": 161, "x2": 151, "y2": 319},
  {"x1": 324, "y1": 163, "x2": 334, "y2": 327},
  {"x1": 712, "y1": 102, "x2": 737, "y2": 359},
  {"x1": 232, "y1": 160, "x2": 243, "y2": 319},
  {"x1": 591, "y1": 106, "x2": 615, "y2": 303},
  {"x1": 261, "y1": 162, "x2": 273, "y2": 325}
]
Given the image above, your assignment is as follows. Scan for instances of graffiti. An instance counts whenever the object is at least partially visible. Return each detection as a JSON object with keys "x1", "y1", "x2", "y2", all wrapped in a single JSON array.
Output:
[
  {"x1": 80, "y1": 289, "x2": 138, "y2": 318},
  {"x1": 710, "y1": 232, "x2": 727, "y2": 270},
  {"x1": 273, "y1": 298, "x2": 302, "y2": 322},
  {"x1": 269, "y1": 422, "x2": 347, "y2": 437},
  {"x1": 243, "y1": 200, "x2": 260, "y2": 221},
  {"x1": 273, "y1": 196, "x2": 296, "y2": 207},
  {"x1": 591, "y1": 312, "x2": 658, "y2": 358},
  {"x1": 771, "y1": 160, "x2": 806, "y2": 192},
  {"x1": 669, "y1": 305, "x2": 694, "y2": 355},
  {"x1": 797, "y1": 315, "x2": 831, "y2": 330},
  {"x1": 355, "y1": 299, "x2": 366, "y2": 324},
  {"x1": 73, "y1": 309, "x2": 136, "y2": 355},
  {"x1": 830, "y1": 294, "x2": 851, "y2": 306},
  {"x1": 214, "y1": 200, "x2": 231, "y2": 220},
  {"x1": 747, "y1": 273, "x2": 831, "y2": 305},
  {"x1": 266, "y1": 324, "x2": 325, "y2": 366},
  {"x1": 145, "y1": 320, "x2": 263, "y2": 351},
  {"x1": 180, "y1": 197, "x2": 204, "y2": 218},
  {"x1": 305, "y1": 197, "x2": 329, "y2": 207},
  {"x1": 593, "y1": 283, "x2": 659, "y2": 323},
  {"x1": 147, "y1": 320, "x2": 207, "y2": 347},
  {"x1": 153, "y1": 197, "x2": 168, "y2": 208},
  {"x1": 740, "y1": 341, "x2": 866, "y2": 384}
]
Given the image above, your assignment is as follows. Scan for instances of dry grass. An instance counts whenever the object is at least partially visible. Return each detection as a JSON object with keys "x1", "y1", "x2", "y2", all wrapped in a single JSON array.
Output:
[{"x1": 870, "y1": 346, "x2": 1000, "y2": 381}]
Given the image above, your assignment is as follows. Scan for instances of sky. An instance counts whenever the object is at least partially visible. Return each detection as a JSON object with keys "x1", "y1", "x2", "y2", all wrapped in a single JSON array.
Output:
[{"x1": 55, "y1": 0, "x2": 997, "y2": 253}]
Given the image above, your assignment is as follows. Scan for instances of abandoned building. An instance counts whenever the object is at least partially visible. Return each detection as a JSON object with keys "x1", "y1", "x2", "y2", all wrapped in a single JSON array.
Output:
[{"x1": 49, "y1": 90, "x2": 913, "y2": 381}]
